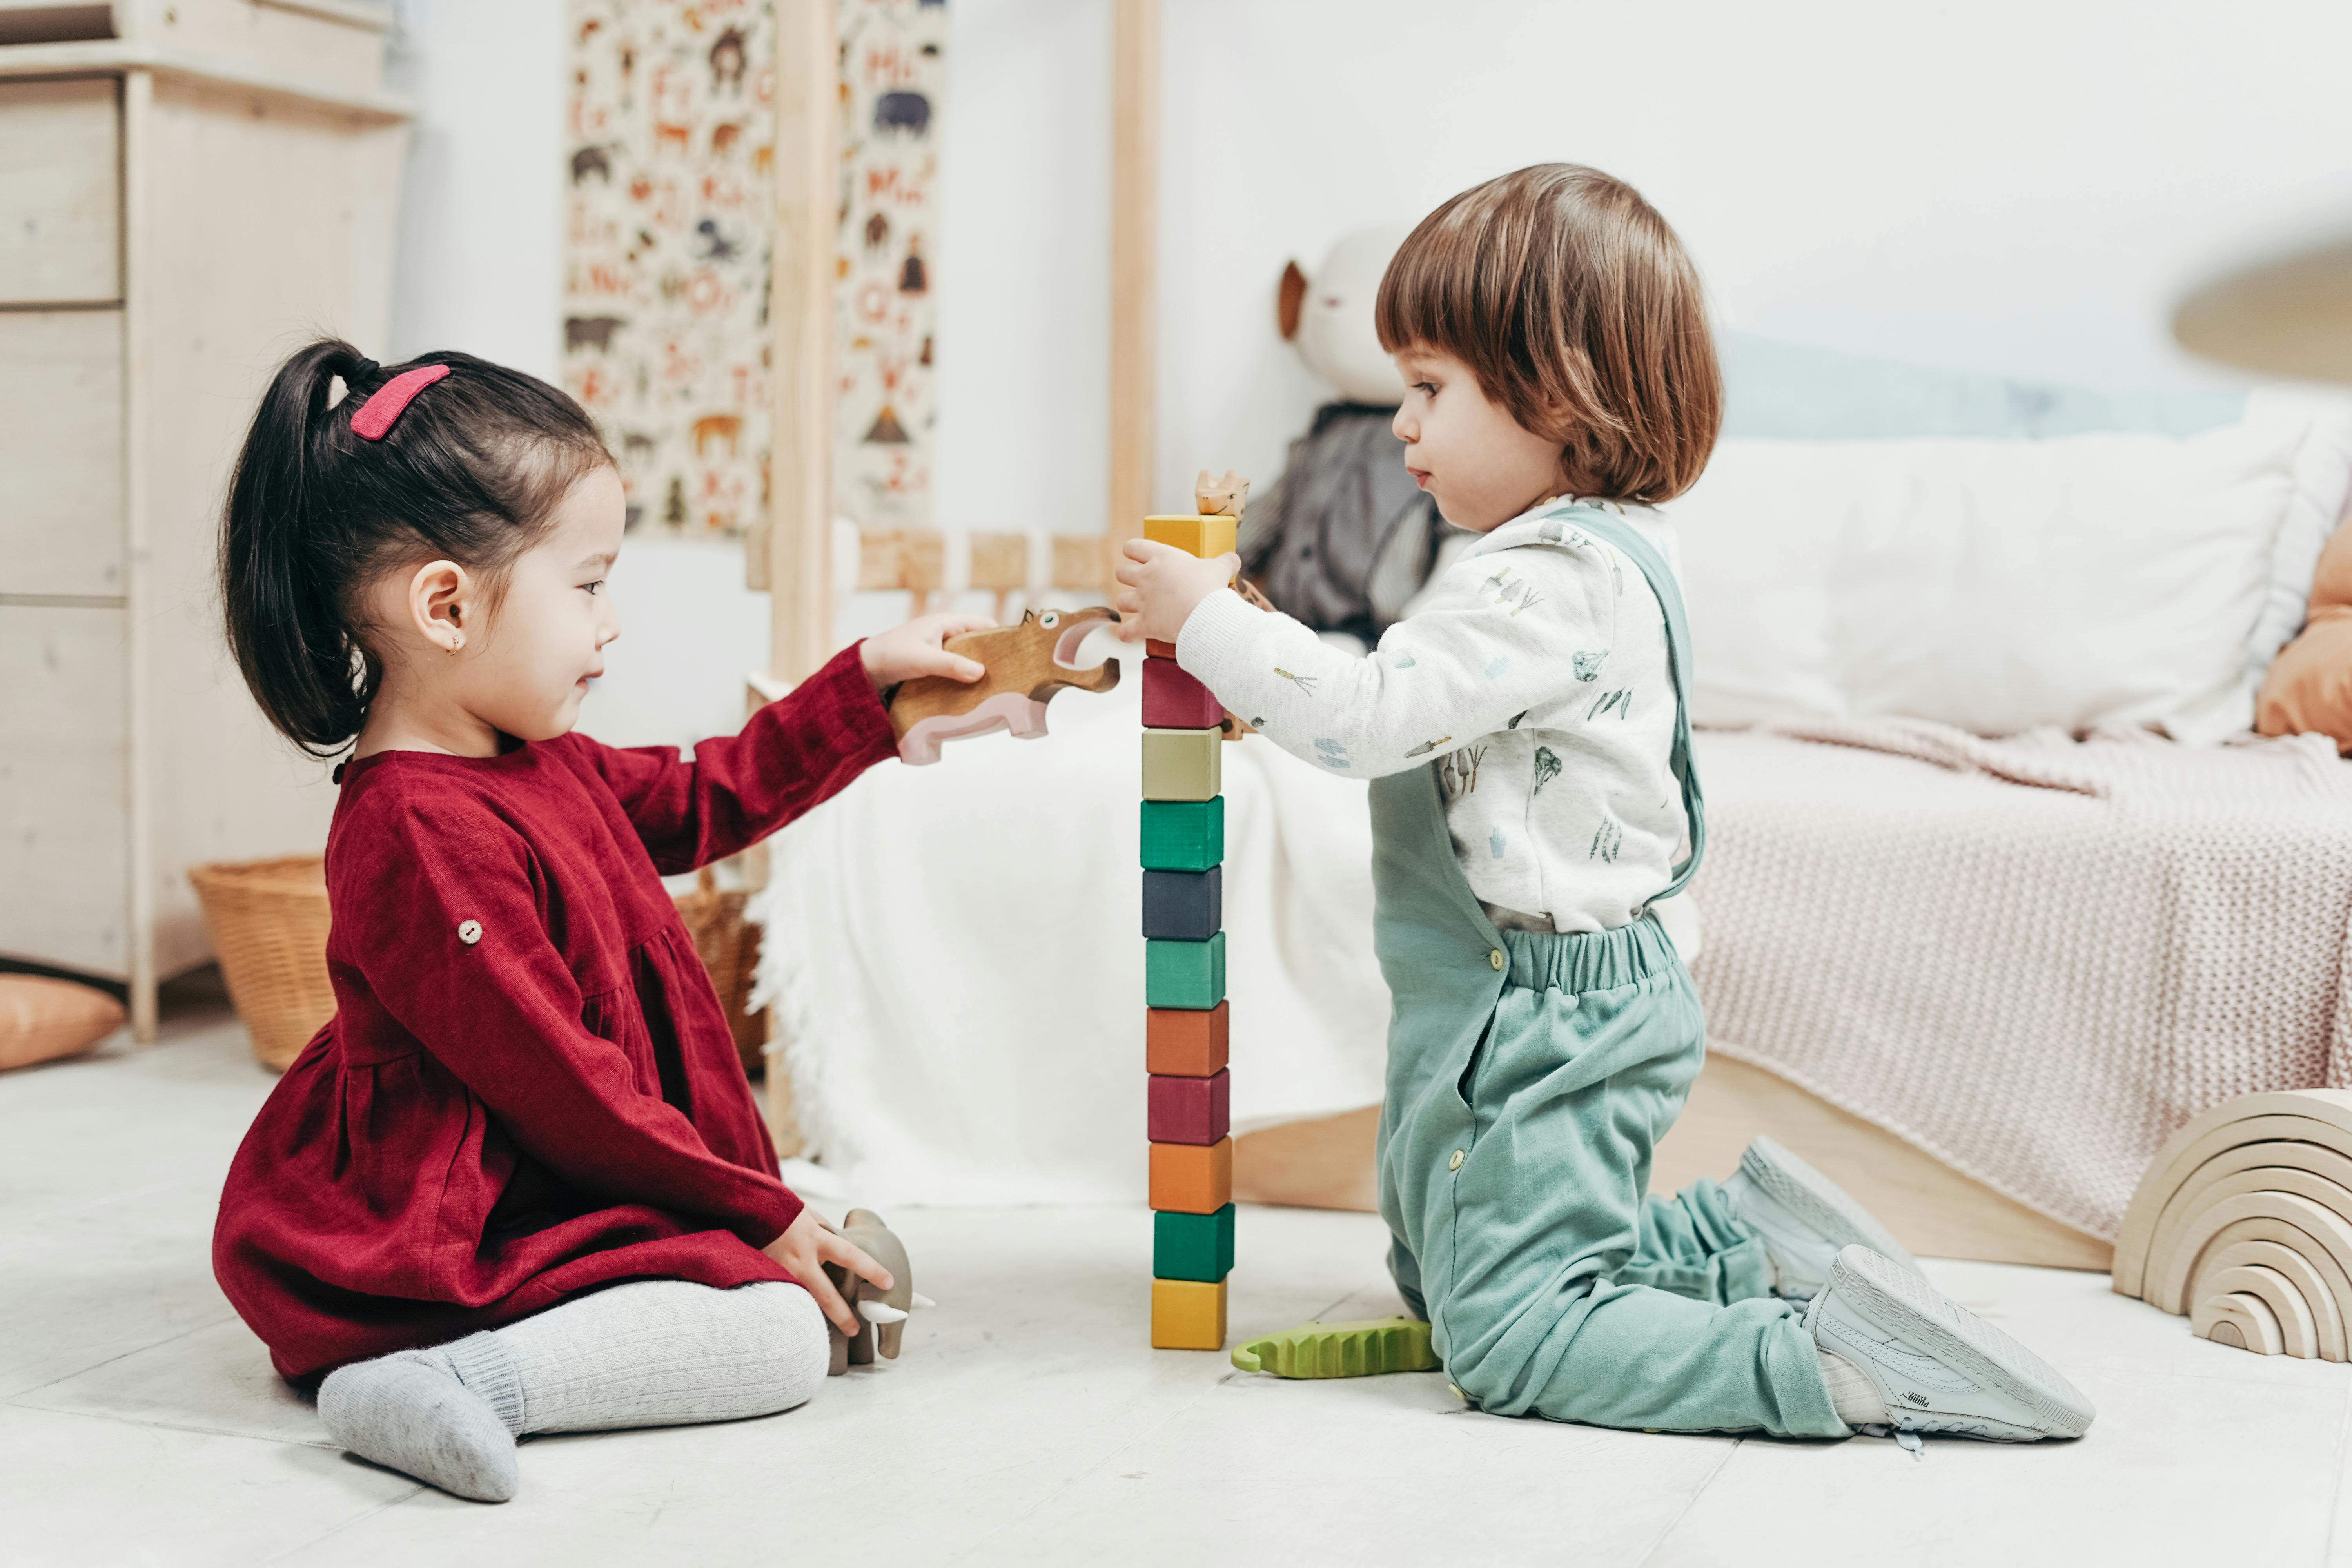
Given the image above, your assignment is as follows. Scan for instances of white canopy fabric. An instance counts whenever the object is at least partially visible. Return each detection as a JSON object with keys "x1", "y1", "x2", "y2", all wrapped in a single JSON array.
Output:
[{"x1": 751, "y1": 635, "x2": 1391, "y2": 1206}]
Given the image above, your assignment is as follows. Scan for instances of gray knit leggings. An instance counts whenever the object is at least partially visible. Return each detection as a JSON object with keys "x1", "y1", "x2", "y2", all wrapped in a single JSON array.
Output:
[{"x1": 419, "y1": 1279, "x2": 828, "y2": 1433}]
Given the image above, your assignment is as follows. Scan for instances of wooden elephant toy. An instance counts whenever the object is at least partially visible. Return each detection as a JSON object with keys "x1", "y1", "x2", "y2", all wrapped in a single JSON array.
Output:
[
  {"x1": 822, "y1": 1208, "x2": 933, "y2": 1375},
  {"x1": 885, "y1": 606, "x2": 1122, "y2": 764}
]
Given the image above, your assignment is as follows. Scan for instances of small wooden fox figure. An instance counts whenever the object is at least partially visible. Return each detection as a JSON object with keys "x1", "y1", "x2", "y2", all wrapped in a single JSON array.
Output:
[{"x1": 1195, "y1": 469, "x2": 1250, "y2": 517}]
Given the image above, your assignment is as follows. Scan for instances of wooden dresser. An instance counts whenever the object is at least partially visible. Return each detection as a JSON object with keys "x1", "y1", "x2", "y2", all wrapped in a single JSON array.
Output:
[{"x1": 0, "y1": 0, "x2": 409, "y2": 1035}]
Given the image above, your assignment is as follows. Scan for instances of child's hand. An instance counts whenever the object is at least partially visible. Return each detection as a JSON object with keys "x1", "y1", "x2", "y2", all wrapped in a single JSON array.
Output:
[
  {"x1": 862, "y1": 611, "x2": 995, "y2": 692},
  {"x1": 762, "y1": 1207, "x2": 894, "y2": 1336},
  {"x1": 1112, "y1": 539, "x2": 1240, "y2": 644}
]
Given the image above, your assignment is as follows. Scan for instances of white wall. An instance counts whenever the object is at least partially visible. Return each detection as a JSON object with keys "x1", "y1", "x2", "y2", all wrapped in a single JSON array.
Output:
[
  {"x1": 1153, "y1": 0, "x2": 2352, "y2": 506},
  {"x1": 384, "y1": 0, "x2": 2352, "y2": 745},
  {"x1": 384, "y1": 0, "x2": 565, "y2": 381}
]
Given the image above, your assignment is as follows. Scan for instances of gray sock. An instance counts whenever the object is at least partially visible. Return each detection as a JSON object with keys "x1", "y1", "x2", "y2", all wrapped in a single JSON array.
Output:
[
  {"x1": 317, "y1": 1348, "x2": 521, "y2": 1503},
  {"x1": 316, "y1": 1281, "x2": 828, "y2": 1502}
]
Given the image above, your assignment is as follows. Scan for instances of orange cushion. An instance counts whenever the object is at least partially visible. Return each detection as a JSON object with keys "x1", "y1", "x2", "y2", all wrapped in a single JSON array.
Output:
[
  {"x1": 2259, "y1": 518, "x2": 2352, "y2": 752},
  {"x1": 0, "y1": 974, "x2": 124, "y2": 1071}
]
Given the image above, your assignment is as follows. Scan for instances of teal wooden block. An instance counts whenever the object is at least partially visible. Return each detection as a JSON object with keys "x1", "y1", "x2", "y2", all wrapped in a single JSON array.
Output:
[
  {"x1": 1146, "y1": 931, "x2": 1226, "y2": 1009},
  {"x1": 1154, "y1": 1203, "x2": 1236, "y2": 1283},
  {"x1": 1140, "y1": 797, "x2": 1224, "y2": 872}
]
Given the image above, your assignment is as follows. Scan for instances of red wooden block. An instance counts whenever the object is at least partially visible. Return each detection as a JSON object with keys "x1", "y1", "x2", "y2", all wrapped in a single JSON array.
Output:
[
  {"x1": 1147, "y1": 1001, "x2": 1228, "y2": 1077},
  {"x1": 1146, "y1": 639, "x2": 1178, "y2": 659},
  {"x1": 1148, "y1": 1068, "x2": 1230, "y2": 1145},
  {"x1": 1143, "y1": 656, "x2": 1224, "y2": 729}
]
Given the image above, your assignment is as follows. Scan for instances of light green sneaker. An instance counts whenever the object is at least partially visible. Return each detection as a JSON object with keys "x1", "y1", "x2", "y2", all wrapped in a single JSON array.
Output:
[
  {"x1": 1230, "y1": 1317, "x2": 1438, "y2": 1378},
  {"x1": 1723, "y1": 1134, "x2": 1921, "y2": 1301},
  {"x1": 1806, "y1": 1245, "x2": 2095, "y2": 1441}
]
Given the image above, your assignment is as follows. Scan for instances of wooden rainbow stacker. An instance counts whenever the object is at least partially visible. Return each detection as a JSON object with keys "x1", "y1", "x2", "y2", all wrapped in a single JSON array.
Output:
[{"x1": 1142, "y1": 470, "x2": 1247, "y2": 1352}]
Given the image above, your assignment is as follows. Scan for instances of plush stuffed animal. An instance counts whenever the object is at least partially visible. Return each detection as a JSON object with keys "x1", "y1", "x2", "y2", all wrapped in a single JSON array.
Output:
[
  {"x1": 886, "y1": 605, "x2": 1122, "y2": 764},
  {"x1": 1277, "y1": 226, "x2": 1414, "y2": 404},
  {"x1": 821, "y1": 1208, "x2": 934, "y2": 1375},
  {"x1": 1256, "y1": 227, "x2": 1450, "y2": 641}
]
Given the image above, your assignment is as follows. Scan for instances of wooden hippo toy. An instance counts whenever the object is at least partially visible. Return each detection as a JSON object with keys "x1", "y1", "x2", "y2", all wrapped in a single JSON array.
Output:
[
  {"x1": 885, "y1": 605, "x2": 1122, "y2": 764},
  {"x1": 822, "y1": 1208, "x2": 933, "y2": 1375}
]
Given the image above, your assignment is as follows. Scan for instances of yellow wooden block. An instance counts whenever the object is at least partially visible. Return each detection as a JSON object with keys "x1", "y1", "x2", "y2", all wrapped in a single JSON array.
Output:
[
  {"x1": 1142, "y1": 728, "x2": 1221, "y2": 801},
  {"x1": 1143, "y1": 514, "x2": 1238, "y2": 560},
  {"x1": 1151, "y1": 1277, "x2": 1228, "y2": 1350}
]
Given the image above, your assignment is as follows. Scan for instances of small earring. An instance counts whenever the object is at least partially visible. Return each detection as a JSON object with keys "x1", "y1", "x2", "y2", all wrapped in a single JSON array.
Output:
[{"x1": 448, "y1": 634, "x2": 464, "y2": 655}]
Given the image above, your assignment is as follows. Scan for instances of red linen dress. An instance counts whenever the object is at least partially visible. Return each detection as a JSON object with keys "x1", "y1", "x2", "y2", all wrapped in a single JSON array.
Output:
[{"x1": 214, "y1": 645, "x2": 896, "y2": 1380}]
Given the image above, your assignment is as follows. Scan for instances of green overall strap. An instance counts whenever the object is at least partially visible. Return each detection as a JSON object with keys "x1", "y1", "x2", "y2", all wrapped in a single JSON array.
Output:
[{"x1": 1539, "y1": 505, "x2": 1705, "y2": 902}]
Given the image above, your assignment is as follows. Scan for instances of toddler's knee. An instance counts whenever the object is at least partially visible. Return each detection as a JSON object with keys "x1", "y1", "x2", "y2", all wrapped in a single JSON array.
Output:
[
  {"x1": 740, "y1": 1283, "x2": 830, "y2": 1414},
  {"x1": 1436, "y1": 1284, "x2": 1612, "y2": 1421}
]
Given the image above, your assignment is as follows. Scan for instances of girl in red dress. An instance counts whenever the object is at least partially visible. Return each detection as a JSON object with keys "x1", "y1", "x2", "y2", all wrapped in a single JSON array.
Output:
[{"x1": 210, "y1": 341, "x2": 987, "y2": 1501}]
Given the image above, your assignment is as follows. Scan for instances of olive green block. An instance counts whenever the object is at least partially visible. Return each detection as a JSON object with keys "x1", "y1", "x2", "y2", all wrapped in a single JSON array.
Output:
[
  {"x1": 1140, "y1": 797, "x2": 1223, "y2": 871},
  {"x1": 1142, "y1": 727, "x2": 1221, "y2": 802},
  {"x1": 1153, "y1": 1203, "x2": 1235, "y2": 1283},
  {"x1": 1145, "y1": 931, "x2": 1225, "y2": 1009},
  {"x1": 1230, "y1": 1317, "x2": 1439, "y2": 1378}
]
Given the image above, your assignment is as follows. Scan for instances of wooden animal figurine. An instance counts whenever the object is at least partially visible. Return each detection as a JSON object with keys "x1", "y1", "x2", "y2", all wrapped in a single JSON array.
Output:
[
  {"x1": 822, "y1": 1208, "x2": 934, "y2": 1376},
  {"x1": 886, "y1": 605, "x2": 1122, "y2": 764},
  {"x1": 1196, "y1": 469, "x2": 1250, "y2": 517}
]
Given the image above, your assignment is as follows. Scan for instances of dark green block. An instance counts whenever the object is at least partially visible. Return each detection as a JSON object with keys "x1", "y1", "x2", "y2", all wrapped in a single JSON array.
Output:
[
  {"x1": 1140, "y1": 797, "x2": 1224, "y2": 872},
  {"x1": 1154, "y1": 1203, "x2": 1235, "y2": 1283},
  {"x1": 1146, "y1": 931, "x2": 1225, "y2": 1009}
]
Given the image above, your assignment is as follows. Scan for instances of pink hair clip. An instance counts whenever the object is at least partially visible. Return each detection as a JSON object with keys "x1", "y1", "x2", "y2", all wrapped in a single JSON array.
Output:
[{"x1": 350, "y1": 363, "x2": 450, "y2": 441}]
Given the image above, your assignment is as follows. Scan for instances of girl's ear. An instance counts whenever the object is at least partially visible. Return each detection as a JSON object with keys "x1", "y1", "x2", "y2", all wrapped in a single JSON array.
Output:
[{"x1": 405, "y1": 559, "x2": 473, "y2": 653}]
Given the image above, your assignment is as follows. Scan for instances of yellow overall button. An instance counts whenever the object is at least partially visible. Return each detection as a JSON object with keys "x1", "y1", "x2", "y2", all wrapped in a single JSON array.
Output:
[
  {"x1": 1448, "y1": 1149, "x2": 1465, "y2": 1171},
  {"x1": 1488, "y1": 949, "x2": 1504, "y2": 970}
]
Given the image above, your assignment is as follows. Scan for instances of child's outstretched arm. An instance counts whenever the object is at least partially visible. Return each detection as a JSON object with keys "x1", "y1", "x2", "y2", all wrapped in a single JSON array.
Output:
[
  {"x1": 1117, "y1": 537, "x2": 1622, "y2": 780},
  {"x1": 573, "y1": 614, "x2": 988, "y2": 873}
]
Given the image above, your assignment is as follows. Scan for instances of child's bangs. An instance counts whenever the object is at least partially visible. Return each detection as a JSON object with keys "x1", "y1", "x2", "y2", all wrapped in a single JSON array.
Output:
[{"x1": 1372, "y1": 216, "x2": 1487, "y2": 363}]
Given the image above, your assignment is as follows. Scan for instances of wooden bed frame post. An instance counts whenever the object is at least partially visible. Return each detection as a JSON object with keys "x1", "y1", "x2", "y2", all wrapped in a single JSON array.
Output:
[
  {"x1": 768, "y1": 0, "x2": 839, "y2": 688},
  {"x1": 1110, "y1": 0, "x2": 1159, "y2": 537}
]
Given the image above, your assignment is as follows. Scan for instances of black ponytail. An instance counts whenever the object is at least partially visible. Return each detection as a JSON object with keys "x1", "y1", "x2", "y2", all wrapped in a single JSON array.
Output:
[{"x1": 219, "y1": 339, "x2": 612, "y2": 757}]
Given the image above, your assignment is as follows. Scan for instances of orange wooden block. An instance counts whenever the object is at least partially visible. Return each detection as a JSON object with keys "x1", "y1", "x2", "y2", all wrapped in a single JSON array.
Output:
[
  {"x1": 1149, "y1": 1136, "x2": 1233, "y2": 1213},
  {"x1": 1147, "y1": 1000, "x2": 1229, "y2": 1077}
]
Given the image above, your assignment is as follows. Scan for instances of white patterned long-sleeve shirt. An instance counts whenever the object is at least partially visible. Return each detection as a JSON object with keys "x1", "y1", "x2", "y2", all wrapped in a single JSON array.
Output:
[{"x1": 1175, "y1": 501, "x2": 1687, "y2": 935}]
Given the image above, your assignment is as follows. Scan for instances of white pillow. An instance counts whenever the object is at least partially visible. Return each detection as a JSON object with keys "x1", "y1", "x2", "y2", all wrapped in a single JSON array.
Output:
[{"x1": 1668, "y1": 406, "x2": 2352, "y2": 741}]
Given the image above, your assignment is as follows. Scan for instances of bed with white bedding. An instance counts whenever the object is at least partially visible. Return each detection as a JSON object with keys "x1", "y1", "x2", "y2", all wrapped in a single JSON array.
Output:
[{"x1": 750, "y1": 342, "x2": 2352, "y2": 1251}]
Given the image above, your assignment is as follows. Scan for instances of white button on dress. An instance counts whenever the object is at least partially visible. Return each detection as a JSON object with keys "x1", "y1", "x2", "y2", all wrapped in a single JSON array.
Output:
[{"x1": 457, "y1": 920, "x2": 482, "y2": 945}]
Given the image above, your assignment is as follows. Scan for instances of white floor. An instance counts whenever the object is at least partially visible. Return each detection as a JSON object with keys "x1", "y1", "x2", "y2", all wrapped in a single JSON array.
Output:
[{"x1": 5, "y1": 993, "x2": 2351, "y2": 1568}]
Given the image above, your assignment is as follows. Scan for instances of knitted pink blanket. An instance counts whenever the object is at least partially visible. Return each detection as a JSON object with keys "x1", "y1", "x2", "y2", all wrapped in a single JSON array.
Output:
[{"x1": 1688, "y1": 720, "x2": 2352, "y2": 1240}]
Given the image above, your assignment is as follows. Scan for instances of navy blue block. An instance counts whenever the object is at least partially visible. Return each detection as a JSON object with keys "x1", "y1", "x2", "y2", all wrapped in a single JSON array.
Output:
[{"x1": 1143, "y1": 865, "x2": 1221, "y2": 941}]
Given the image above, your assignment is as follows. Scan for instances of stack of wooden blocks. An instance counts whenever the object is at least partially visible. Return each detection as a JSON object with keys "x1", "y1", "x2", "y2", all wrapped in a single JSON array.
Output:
[{"x1": 1140, "y1": 499, "x2": 1240, "y2": 1353}]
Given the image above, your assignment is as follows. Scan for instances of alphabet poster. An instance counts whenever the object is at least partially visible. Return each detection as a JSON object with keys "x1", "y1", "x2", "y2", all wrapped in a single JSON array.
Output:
[
  {"x1": 834, "y1": 0, "x2": 944, "y2": 531},
  {"x1": 561, "y1": 0, "x2": 944, "y2": 541}
]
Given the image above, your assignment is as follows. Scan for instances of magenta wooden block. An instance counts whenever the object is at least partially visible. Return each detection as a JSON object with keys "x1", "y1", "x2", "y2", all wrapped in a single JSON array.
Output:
[
  {"x1": 1142, "y1": 656, "x2": 1224, "y2": 730},
  {"x1": 1148, "y1": 1068, "x2": 1230, "y2": 1146}
]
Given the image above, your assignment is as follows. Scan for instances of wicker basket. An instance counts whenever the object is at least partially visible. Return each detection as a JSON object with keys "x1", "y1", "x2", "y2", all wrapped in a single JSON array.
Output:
[
  {"x1": 187, "y1": 855, "x2": 764, "y2": 1078},
  {"x1": 674, "y1": 866, "x2": 766, "y2": 1075},
  {"x1": 187, "y1": 855, "x2": 334, "y2": 1073}
]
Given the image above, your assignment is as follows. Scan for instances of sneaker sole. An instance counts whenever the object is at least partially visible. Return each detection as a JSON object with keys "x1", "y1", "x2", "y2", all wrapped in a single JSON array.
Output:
[
  {"x1": 1743, "y1": 1135, "x2": 1921, "y2": 1275},
  {"x1": 1828, "y1": 1245, "x2": 2094, "y2": 1439}
]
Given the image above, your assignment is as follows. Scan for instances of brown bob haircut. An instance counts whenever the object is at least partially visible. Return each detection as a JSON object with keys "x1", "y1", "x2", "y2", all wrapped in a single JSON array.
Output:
[{"x1": 1375, "y1": 163, "x2": 1721, "y2": 504}]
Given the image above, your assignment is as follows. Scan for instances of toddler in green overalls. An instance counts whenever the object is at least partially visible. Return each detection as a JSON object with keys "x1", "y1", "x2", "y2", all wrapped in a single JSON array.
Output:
[{"x1": 1116, "y1": 164, "x2": 2094, "y2": 1445}]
